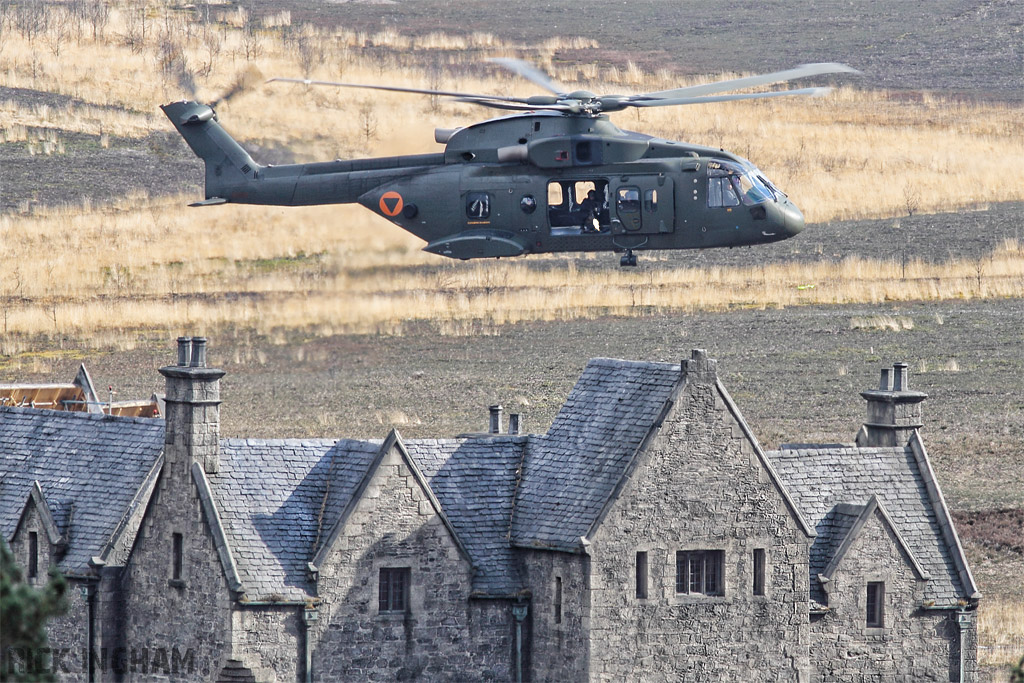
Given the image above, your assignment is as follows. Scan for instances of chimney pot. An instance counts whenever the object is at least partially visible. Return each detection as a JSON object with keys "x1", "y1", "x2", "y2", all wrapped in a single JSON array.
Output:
[
  {"x1": 190, "y1": 337, "x2": 208, "y2": 368},
  {"x1": 488, "y1": 404, "x2": 503, "y2": 435},
  {"x1": 508, "y1": 413, "x2": 521, "y2": 435},
  {"x1": 176, "y1": 337, "x2": 191, "y2": 367},
  {"x1": 893, "y1": 362, "x2": 909, "y2": 391},
  {"x1": 857, "y1": 361, "x2": 927, "y2": 447}
]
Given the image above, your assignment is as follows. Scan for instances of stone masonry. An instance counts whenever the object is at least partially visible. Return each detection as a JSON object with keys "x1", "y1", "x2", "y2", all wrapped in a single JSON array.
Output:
[
  {"x1": 0, "y1": 342, "x2": 980, "y2": 682},
  {"x1": 583, "y1": 355, "x2": 812, "y2": 681},
  {"x1": 118, "y1": 337, "x2": 234, "y2": 679}
]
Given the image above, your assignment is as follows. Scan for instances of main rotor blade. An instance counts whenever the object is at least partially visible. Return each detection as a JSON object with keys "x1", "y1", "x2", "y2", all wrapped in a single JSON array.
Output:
[
  {"x1": 488, "y1": 58, "x2": 566, "y2": 95},
  {"x1": 626, "y1": 87, "x2": 833, "y2": 108},
  {"x1": 266, "y1": 77, "x2": 536, "y2": 105},
  {"x1": 636, "y1": 63, "x2": 859, "y2": 101},
  {"x1": 454, "y1": 98, "x2": 573, "y2": 112}
]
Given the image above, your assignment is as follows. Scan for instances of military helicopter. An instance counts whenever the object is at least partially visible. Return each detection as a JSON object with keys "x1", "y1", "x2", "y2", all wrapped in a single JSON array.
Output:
[{"x1": 162, "y1": 60, "x2": 857, "y2": 266}]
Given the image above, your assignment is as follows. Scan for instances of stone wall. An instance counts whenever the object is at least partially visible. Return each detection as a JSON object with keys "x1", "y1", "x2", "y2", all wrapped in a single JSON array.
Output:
[
  {"x1": 810, "y1": 508, "x2": 962, "y2": 682},
  {"x1": 41, "y1": 583, "x2": 88, "y2": 681},
  {"x1": 231, "y1": 606, "x2": 304, "y2": 682},
  {"x1": 6, "y1": 497, "x2": 86, "y2": 679},
  {"x1": 585, "y1": 370, "x2": 812, "y2": 681},
  {"x1": 312, "y1": 445, "x2": 514, "y2": 681},
  {"x1": 118, "y1": 470, "x2": 234, "y2": 680},
  {"x1": 518, "y1": 549, "x2": 590, "y2": 682},
  {"x1": 9, "y1": 498, "x2": 53, "y2": 589}
]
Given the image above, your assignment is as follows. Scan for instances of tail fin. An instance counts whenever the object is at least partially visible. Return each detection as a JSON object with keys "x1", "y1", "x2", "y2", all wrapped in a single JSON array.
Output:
[{"x1": 161, "y1": 101, "x2": 260, "y2": 204}]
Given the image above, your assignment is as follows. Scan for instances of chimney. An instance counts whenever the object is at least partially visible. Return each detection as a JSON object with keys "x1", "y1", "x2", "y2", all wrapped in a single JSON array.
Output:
[
  {"x1": 508, "y1": 413, "x2": 522, "y2": 436},
  {"x1": 159, "y1": 336, "x2": 225, "y2": 476},
  {"x1": 489, "y1": 404, "x2": 504, "y2": 435},
  {"x1": 682, "y1": 348, "x2": 718, "y2": 384},
  {"x1": 856, "y1": 362, "x2": 927, "y2": 447}
]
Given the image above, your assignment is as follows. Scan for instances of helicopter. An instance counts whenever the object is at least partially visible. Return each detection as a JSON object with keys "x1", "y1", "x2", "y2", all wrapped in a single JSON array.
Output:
[{"x1": 162, "y1": 60, "x2": 858, "y2": 266}]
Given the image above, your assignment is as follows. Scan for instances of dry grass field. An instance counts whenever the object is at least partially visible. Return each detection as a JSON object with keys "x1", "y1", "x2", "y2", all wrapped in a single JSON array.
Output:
[
  {"x1": 1, "y1": 0, "x2": 1023, "y2": 672},
  {"x1": 2, "y1": 0, "x2": 1023, "y2": 341}
]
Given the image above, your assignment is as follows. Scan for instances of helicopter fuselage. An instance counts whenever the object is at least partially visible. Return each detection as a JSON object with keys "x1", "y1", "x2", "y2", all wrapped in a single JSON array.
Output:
[{"x1": 163, "y1": 102, "x2": 804, "y2": 262}]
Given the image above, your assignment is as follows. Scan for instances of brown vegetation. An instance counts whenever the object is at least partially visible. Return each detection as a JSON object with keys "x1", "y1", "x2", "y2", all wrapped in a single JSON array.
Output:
[
  {"x1": 1, "y1": 4, "x2": 1022, "y2": 664},
  {"x1": 954, "y1": 509, "x2": 1024, "y2": 556},
  {"x1": 2, "y1": 0, "x2": 1023, "y2": 342},
  {"x1": 1, "y1": 0, "x2": 1023, "y2": 219},
  {"x1": 2, "y1": 195, "x2": 1024, "y2": 342}
]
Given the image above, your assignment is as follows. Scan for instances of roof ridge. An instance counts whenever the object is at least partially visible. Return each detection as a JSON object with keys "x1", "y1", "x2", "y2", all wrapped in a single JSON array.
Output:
[
  {"x1": 221, "y1": 437, "x2": 352, "y2": 446},
  {"x1": 587, "y1": 357, "x2": 679, "y2": 369}
]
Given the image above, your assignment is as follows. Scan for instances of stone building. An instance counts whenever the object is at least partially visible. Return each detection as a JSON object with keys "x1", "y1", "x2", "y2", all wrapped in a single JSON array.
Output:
[{"x1": 0, "y1": 339, "x2": 979, "y2": 681}]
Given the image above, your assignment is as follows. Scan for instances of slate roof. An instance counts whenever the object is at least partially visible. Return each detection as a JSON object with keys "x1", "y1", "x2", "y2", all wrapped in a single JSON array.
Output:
[
  {"x1": 2, "y1": 355, "x2": 977, "y2": 616},
  {"x1": 814, "y1": 503, "x2": 864, "y2": 577},
  {"x1": 767, "y1": 444, "x2": 971, "y2": 607},
  {"x1": 0, "y1": 406, "x2": 164, "y2": 575},
  {"x1": 210, "y1": 436, "x2": 525, "y2": 599},
  {"x1": 406, "y1": 438, "x2": 525, "y2": 596},
  {"x1": 210, "y1": 438, "x2": 379, "y2": 600},
  {"x1": 510, "y1": 358, "x2": 680, "y2": 550}
]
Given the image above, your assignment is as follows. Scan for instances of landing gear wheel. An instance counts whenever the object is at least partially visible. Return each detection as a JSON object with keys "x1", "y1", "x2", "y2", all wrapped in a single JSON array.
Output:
[{"x1": 620, "y1": 250, "x2": 638, "y2": 267}]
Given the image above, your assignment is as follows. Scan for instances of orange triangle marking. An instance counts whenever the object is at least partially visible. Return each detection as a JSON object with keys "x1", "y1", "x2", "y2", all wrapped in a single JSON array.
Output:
[{"x1": 379, "y1": 191, "x2": 404, "y2": 216}]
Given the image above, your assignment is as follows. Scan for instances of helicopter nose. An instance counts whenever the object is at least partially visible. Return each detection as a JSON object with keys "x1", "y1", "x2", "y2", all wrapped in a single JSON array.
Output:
[{"x1": 781, "y1": 200, "x2": 805, "y2": 237}]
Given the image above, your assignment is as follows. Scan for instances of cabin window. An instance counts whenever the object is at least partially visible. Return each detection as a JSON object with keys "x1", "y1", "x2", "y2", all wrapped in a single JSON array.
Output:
[
  {"x1": 616, "y1": 187, "x2": 640, "y2": 213},
  {"x1": 676, "y1": 550, "x2": 724, "y2": 596},
  {"x1": 466, "y1": 192, "x2": 491, "y2": 220},
  {"x1": 635, "y1": 551, "x2": 649, "y2": 599},
  {"x1": 753, "y1": 548, "x2": 766, "y2": 596},
  {"x1": 379, "y1": 567, "x2": 411, "y2": 613},
  {"x1": 644, "y1": 189, "x2": 658, "y2": 212},
  {"x1": 520, "y1": 194, "x2": 537, "y2": 214},
  {"x1": 28, "y1": 531, "x2": 38, "y2": 579},
  {"x1": 866, "y1": 581, "x2": 885, "y2": 628},
  {"x1": 554, "y1": 576, "x2": 563, "y2": 624},
  {"x1": 547, "y1": 179, "x2": 610, "y2": 232}
]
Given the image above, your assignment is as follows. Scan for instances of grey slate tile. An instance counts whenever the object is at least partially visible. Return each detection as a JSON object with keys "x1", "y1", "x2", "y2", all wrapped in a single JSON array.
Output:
[
  {"x1": 0, "y1": 406, "x2": 164, "y2": 574},
  {"x1": 768, "y1": 445, "x2": 967, "y2": 607}
]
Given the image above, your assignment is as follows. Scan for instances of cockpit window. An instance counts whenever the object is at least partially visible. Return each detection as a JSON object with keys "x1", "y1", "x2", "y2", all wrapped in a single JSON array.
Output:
[{"x1": 707, "y1": 159, "x2": 776, "y2": 208}]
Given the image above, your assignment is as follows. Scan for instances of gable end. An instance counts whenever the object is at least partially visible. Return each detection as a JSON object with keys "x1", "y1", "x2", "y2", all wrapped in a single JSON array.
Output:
[{"x1": 310, "y1": 429, "x2": 475, "y2": 574}]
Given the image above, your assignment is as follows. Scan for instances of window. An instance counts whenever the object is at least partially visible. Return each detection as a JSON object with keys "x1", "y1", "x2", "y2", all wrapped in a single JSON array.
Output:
[
  {"x1": 554, "y1": 576, "x2": 562, "y2": 624},
  {"x1": 676, "y1": 550, "x2": 724, "y2": 596},
  {"x1": 28, "y1": 532, "x2": 38, "y2": 579},
  {"x1": 635, "y1": 551, "x2": 649, "y2": 599},
  {"x1": 172, "y1": 532, "x2": 183, "y2": 581},
  {"x1": 707, "y1": 177, "x2": 740, "y2": 208},
  {"x1": 644, "y1": 189, "x2": 658, "y2": 212},
  {"x1": 707, "y1": 159, "x2": 776, "y2": 208},
  {"x1": 379, "y1": 567, "x2": 410, "y2": 613},
  {"x1": 616, "y1": 187, "x2": 640, "y2": 213},
  {"x1": 547, "y1": 179, "x2": 609, "y2": 232},
  {"x1": 465, "y1": 192, "x2": 490, "y2": 220},
  {"x1": 753, "y1": 549, "x2": 765, "y2": 596},
  {"x1": 520, "y1": 195, "x2": 537, "y2": 214},
  {"x1": 866, "y1": 582, "x2": 885, "y2": 628}
]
